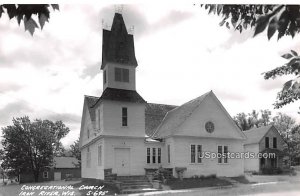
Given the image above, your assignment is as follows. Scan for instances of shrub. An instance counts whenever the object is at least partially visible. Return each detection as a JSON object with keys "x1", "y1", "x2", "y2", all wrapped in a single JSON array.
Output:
[{"x1": 207, "y1": 174, "x2": 216, "y2": 179}]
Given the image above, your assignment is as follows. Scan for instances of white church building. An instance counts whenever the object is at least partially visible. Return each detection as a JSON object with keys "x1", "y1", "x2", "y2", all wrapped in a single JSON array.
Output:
[{"x1": 79, "y1": 12, "x2": 247, "y2": 180}]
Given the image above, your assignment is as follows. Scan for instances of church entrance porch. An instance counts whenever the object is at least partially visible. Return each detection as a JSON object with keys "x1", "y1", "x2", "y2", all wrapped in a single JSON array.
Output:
[
  {"x1": 259, "y1": 148, "x2": 286, "y2": 174},
  {"x1": 114, "y1": 148, "x2": 131, "y2": 176}
]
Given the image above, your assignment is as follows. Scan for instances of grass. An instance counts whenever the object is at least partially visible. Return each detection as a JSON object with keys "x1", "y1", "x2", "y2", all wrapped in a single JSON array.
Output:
[
  {"x1": 71, "y1": 179, "x2": 120, "y2": 196},
  {"x1": 165, "y1": 177, "x2": 232, "y2": 190}
]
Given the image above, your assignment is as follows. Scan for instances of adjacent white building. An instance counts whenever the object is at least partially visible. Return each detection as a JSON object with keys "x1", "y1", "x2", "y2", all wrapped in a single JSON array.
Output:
[{"x1": 79, "y1": 12, "x2": 247, "y2": 180}]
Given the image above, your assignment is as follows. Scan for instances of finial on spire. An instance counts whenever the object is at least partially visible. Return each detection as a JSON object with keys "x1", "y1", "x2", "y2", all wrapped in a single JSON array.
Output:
[
  {"x1": 114, "y1": 5, "x2": 124, "y2": 14},
  {"x1": 128, "y1": 26, "x2": 134, "y2": 35},
  {"x1": 101, "y1": 19, "x2": 111, "y2": 30}
]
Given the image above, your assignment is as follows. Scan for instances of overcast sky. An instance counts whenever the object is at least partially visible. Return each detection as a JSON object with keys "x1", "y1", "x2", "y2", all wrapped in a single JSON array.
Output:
[{"x1": 0, "y1": 4, "x2": 299, "y2": 147}]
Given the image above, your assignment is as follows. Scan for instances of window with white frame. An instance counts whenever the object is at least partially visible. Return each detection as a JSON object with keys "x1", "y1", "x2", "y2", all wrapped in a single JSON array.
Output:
[
  {"x1": 158, "y1": 148, "x2": 161, "y2": 164},
  {"x1": 218, "y1": 145, "x2": 228, "y2": 164},
  {"x1": 43, "y1": 171, "x2": 48, "y2": 179},
  {"x1": 98, "y1": 145, "x2": 102, "y2": 166},
  {"x1": 152, "y1": 148, "x2": 156, "y2": 163},
  {"x1": 146, "y1": 147, "x2": 161, "y2": 164},
  {"x1": 98, "y1": 109, "x2": 101, "y2": 130},
  {"x1": 103, "y1": 70, "x2": 107, "y2": 84},
  {"x1": 87, "y1": 147, "x2": 91, "y2": 168},
  {"x1": 167, "y1": 145, "x2": 170, "y2": 163},
  {"x1": 122, "y1": 107, "x2": 128, "y2": 126},
  {"x1": 191, "y1": 145, "x2": 202, "y2": 163}
]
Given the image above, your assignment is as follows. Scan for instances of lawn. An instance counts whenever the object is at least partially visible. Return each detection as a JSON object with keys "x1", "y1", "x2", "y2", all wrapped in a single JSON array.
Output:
[
  {"x1": 165, "y1": 177, "x2": 232, "y2": 190},
  {"x1": 71, "y1": 179, "x2": 120, "y2": 196}
]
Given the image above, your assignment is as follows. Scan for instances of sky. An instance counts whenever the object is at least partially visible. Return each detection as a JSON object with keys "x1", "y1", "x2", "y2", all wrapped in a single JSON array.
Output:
[{"x1": 0, "y1": 4, "x2": 299, "y2": 148}]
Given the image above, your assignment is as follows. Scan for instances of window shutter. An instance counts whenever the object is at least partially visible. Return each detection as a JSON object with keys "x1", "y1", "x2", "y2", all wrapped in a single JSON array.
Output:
[
  {"x1": 115, "y1": 68, "x2": 122, "y2": 81},
  {"x1": 123, "y1": 69, "x2": 129, "y2": 82}
]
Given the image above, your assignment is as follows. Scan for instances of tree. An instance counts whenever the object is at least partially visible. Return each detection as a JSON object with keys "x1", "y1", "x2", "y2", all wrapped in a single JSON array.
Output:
[
  {"x1": 203, "y1": 5, "x2": 300, "y2": 110},
  {"x1": 69, "y1": 138, "x2": 81, "y2": 168},
  {"x1": 0, "y1": 4, "x2": 59, "y2": 35},
  {"x1": 263, "y1": 50, "x2": 300, "y2": 109},
  {"x1": 1, "y1": 116, "x2": 70, "y2": 182},
  {"x1": 233, "y1": 112, "x2": 253, "y2": 131},
  {"x1": 273, "y1": 113, "x2": 300, "y2": 165},
  {"x1": 0, "y1": 149, "x2": 6, "y2": 183},
  {"x1": 233, "y1": 109, "x2": 273, "y2": 131}
]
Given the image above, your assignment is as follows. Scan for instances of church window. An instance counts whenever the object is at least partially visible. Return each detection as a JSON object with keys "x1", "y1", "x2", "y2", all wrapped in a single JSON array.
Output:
[
  {"x1": 115, "y1": 67, "x2": 129, "y2": 82},
  {"x1": 218, "y1": 145, "x2": 228, "y2": 164},
  {"x1": 87, "y1": 147, "x2": 91, "y2": 168},
  {"x1": 158, "y1": 148, "x2": 161, "y2": 164},
  {"x1": 122, "y1": 107, "x2": 128, "y2": 126},
  {"x1": 152, "y1": 148, "x2": 156, "y2": 163},
  {"x1": 98, "y1": 145, "x2": 102, "y2": 166},
  {"x1": 224, "y1": 146, "x2": 228, "y2": 163},
  {"x1": 197, "y1": 145, "x2": 202, "y2": 163},
  {"x1": 167, "y1": 145, "x2": 170, "y2": 163},
  {"x1": 191, "y1": 145, "x2": 196, "y2": 163},
  {"x1": 218, "y1": 146, "x2": 222, "y2": 163},
  {"x1": 115, "y1": 68, "x2": 122, "y2": 81},
  {"x1": 123, "y1": 69, "x2": 129, "y2": 82},
  {"x1": 191, "y1": 144, "x2": 202, "y2": 163},
  {"x1": 146, "y1": 148, "x2": 150, "y2": 164},
  {"x1": 87, "y1": 129, "x2": 90, "y2": 139},
  {"x1": 98, "y1": 109, "x2": 101, "y2": 130},
  {"x1": 103, "y1": 70, "x2": 107, "y2": 84}
]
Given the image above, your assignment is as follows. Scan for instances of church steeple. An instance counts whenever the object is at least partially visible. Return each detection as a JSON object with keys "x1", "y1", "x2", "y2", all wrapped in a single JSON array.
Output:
[
  {"x1": 101, "y1": 13, "x2": 138, "y2": 70},
  {"x1": 101, "y1": 12, "x2": 138, "y2": 91}
]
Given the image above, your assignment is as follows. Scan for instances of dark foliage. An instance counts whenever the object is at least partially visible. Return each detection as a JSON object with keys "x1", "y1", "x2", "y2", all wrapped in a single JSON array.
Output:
[
  {"x1": 0, "y1": 4, "x2": 59, "y2": 35},
  {"x1": 1, "y1": 116, "x2": 69, "y2": 182}
]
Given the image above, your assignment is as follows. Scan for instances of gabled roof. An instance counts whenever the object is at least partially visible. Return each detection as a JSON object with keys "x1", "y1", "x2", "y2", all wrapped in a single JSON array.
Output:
[
  {"x1": 145, "y1": 103, "x2": 177, "y2": 136},
  {"x1": 152, "y1": 91, "x2": 210, "y2": 138},
  {"x1": 101, "y1": 13, "x2": 138, "y2": 69},
  {"x1": 243, "y1": 125, "x2": 273, "y2": 145},
  {"x1": 53, "y1": 157, "x2": 79, "y2": 169},
  {"x1": 85, "y1": 95, "x2": 99, "y2": 121}
]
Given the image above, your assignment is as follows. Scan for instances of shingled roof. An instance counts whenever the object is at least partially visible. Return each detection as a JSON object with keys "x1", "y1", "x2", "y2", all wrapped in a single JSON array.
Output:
[
  {"x1": 101, "y1": 13, "x2": 138, "y2": 69},
  {"x1": 145, "y1": 103, "x2": 177, "y2": 136},
  {"x1": 99, "y1": 88, "x2": 146, "y2": 103},
  {"x1": 152, "y1": 91, "x2": 211, "y2": 138},
  {"x1": 243, "y1": 125, "x2": 273, "y2": 145}
]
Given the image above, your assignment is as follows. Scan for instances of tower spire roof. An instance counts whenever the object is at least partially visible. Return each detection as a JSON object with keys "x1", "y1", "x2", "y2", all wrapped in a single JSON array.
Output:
[{"x1": 101, "y1": 13, "x2": 138, "y2": 70}]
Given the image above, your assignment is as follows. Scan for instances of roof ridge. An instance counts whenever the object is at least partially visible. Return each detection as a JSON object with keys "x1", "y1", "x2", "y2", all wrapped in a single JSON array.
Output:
[
  {"x1": 170, "y1": 92, "x2": 211, "y2": 135},
  {"x1": 244, "y1": 125, "x2": 273, "y2": 132},
  {"x1": 85, "y1": 95, "x2": 100, "y2": 98},
  {"x1": 147, "y1": 103, "x2": 178, "y2": 107},
  {"x1": 152, "y1": 91, "x2": 211, "y2": 138}
]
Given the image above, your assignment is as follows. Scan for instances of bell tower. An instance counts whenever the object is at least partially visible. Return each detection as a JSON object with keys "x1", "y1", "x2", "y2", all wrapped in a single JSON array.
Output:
[{"x1": 101, "y1": 12, "x2": 138, "y2": 91}]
